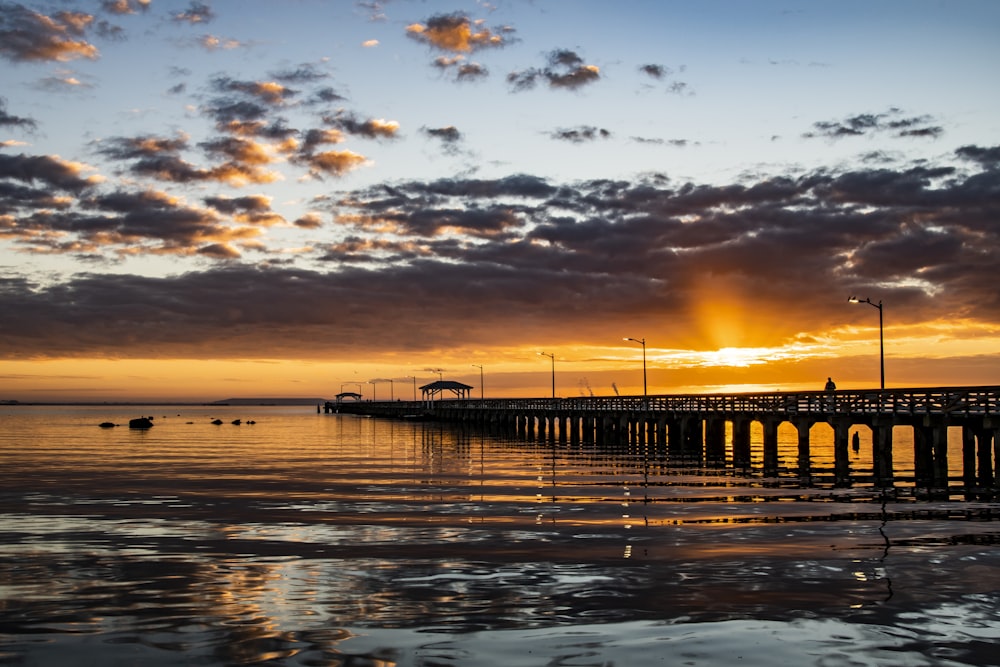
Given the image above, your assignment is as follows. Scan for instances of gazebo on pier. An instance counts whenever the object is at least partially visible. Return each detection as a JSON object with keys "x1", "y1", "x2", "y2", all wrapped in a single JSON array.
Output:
[{"x1": 420, "y1": 380, "x2": 473, "y2": 406}]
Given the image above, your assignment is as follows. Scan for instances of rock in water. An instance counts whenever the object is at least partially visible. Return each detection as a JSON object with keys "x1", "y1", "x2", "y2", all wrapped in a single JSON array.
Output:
[{"x1": 128, "y1": 417, "x2": 154, "y2": 429}]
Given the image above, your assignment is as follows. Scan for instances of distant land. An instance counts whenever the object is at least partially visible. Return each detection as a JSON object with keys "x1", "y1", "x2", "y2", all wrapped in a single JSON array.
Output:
[
  {"x1": 1, "y1": 398, "x2": 328, "y2": 406},
  {"x1": 209, "y1": 398, "x2": 328, "y2": 406}
]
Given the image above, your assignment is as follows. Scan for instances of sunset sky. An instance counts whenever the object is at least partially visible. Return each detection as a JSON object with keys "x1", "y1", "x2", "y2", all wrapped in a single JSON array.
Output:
[{"x1": 2, "y1": 0, "x2": 999, "y2": 402}]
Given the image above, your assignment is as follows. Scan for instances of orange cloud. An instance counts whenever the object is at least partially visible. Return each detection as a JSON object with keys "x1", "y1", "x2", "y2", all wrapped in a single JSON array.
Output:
[
  {"x1": 406, "y1": 13, "x2": 510, "y2": 53},
  {"x1": 304, "y1": 150, "x2": 367, "y2": 177}
]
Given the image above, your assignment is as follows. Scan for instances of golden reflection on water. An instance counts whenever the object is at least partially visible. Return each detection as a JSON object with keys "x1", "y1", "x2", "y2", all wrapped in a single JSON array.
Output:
[{"x1": 1, "y1": 405, "x2": 998, "y2": 667}]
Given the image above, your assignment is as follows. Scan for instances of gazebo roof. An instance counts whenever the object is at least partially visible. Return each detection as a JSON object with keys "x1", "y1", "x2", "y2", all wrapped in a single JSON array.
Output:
[{"x1": 419, "y1": 380, "x2": 473, "y2": 391}]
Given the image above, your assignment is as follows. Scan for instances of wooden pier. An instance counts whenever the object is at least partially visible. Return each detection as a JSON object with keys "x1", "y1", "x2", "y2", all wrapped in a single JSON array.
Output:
[{"x1": 327, "y1": 385, "x2": 1000, "y2": 495}]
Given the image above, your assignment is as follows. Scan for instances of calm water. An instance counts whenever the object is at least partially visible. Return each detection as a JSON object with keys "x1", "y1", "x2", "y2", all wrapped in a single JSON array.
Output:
[{"x1": 1, "y1": 405, "x2": 998, "y2": 666}]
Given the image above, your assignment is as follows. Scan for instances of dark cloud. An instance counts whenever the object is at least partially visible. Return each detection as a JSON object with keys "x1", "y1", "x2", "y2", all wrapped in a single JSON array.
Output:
[
  {"x1": 433, "y1": 56, "x2": 489, "y2": 82},
  {"x1": 173, "y1": 2, "x2": 215, "y2": 25},
  {"x1": 97, "y1": 133, "x2": 190, "y2": 160},
  {"x1": 98, "y1": 132, "x2": 279, "y2": 186},
  {"x1": 321, "y1": 112, "x2": 400, "y2": 139},
  {"x1": 507, "y1": 49, "x2": 600, "y2": 91},
  {"x1": 550, "y1": 126, "x2": 611, "y2": 143},
  {"x1": 211, "y1": 76, "x2": 297, "y2": 105},
  {"x1": 0, "y1": 99, "x2": 37, "y2": 130},
  {"x1": 270, "y1": 64, "x2": 329, "y2": 84},
  {"x1": 204, "y1": 194, "x2": 285, "y2": 226},
  {"x1": 203, "y1": 99, "x2": 270, "y2": 124},
  {"x1": 956, "y1": 145, "x2": 1000, "y2": 169},
  {"x1": 639, "y1": 63, "x2": 669, "y2": 79},
  {"x1": 423, "y1": 125, "x2": 462, "y2": 143},
  {"x1": 3, "y1": 145, "x2": 999, "y2": 357},
  {"x1": 0, "y1": 152, "x2": 98, "y2": 191},
  {"x1": 805, "y1": 108, "x2": 943, "y2": 140},
  {"x1": 0, "y1": 3, "x2": 101, "y2": 62}
]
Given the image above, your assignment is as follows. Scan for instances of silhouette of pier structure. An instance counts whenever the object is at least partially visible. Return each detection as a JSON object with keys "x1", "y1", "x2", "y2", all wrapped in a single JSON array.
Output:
[{"x1": 327, "y1": 385, "x2": 999, "y2": 495}]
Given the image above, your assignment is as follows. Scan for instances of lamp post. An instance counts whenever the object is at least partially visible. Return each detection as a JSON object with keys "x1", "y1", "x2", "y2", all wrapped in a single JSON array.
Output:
[
  {"x1": 538, "y1": 352, "x2": 555, "y2": 399},
  {"x1": 368, "y1": 379, "x2": 377, "y2": 401},
  {"x1": 849, "y1": 296, "x2": 884, "y2": 391},
  {"x1": 404, "y1": 375, "x2": 416, "y2": 401},
  {"x1": 387, "y1": 378, "x2": 394, "y2": 401},
  {"x1": 623, "y1": 336, "x2": 647, "y2": 401},
  {"x1": 472, "y1": 364, "x2": 484, "y2": 399}
]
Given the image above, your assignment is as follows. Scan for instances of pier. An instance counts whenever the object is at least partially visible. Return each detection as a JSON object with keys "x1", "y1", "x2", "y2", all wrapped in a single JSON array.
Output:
[{"x1": 327, "y1": 385, "x2": 1000, "y2": 496}]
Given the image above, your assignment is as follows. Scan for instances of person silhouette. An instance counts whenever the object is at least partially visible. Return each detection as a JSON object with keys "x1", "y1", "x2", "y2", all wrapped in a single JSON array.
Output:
[{"x1": 824, "y1": 377, "x2": 836, "y2": 392}]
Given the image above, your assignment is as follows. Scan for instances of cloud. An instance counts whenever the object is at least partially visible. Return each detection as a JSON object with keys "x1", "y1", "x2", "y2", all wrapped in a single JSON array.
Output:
[
  {"x1": 211, "y1": 76, "x2": 297, "y2": 106},
  {"x1": 639, "y1": 63, "x2": 669, "y2": 79},
  {"x1": 173, "y1": 2, "x2": 215, "y2": 25},
  {"x1": 204, "y1": 194, "x2": 285, "y2": 226},
  {"x1": 34, "y1": 69, "x2": 95, "y2": 92},
  {"x1": 507, "y1": 49, "x2": 600, "y2": 91},
  {"x1": 362, "y1": 39, "x2": 379, "y2": 48},
  {"x1": 100, "y1": 0, "x2": 151, "y2": 15},
  {"x1": 804, "y1": 108, "x2": 943, "y2": 140},
  {"x1": 424, "y1": 125, "x2": 462, "y2": 144},
  {"x1": 197, "y1": 34, "x2": 243, "y2": 51},
  {"x1": 0, "y1": 99, "x2": 37, "y2": 130},
  {"x1": 0, "y1": 3, "x2": 101, "y2": 62},
  {"x1": 0, "y1": 152, "x2": 101, "y2": 191},
  {"x1": 433, "y1": 55, "x2": 489, "y2": 82},
  {"x1": 3, "y1": 141, "x2": 999, "y2": 358},
  {"x1": 406, "y1": 12, "x2": 512, "y2": 53},
  {"x1": 293, "y1": 212, "x2": 323, "y2": 229},
  {"x1": 322, "y1": 112, "x2": 400, "y2": 139},
  {"x1": 298, "y1": 150, "x2": 368, "y2": 178},
  {"x1": 550, "y1": 126, "x2": 611, "y2": 143},
  {"x1": 98, "y1": 132, "x2": 280, "y2": 186}
]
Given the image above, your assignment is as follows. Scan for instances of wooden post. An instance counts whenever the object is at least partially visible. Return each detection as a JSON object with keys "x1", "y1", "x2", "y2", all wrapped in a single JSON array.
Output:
[
  {"x1": 762, "y1": 418, "x2": 779, "y2": 477},
  {"x1": 833, "y1": 420, "x2": 851, "y2": 487},
  {"x1": 794, "y1": 418, "x2": 811, "y2": 481}
]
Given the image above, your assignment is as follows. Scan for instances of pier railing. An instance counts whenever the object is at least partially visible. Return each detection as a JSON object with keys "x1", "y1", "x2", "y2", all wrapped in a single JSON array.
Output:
[{"x1": 361, "y1": 386, "x2": 1000, "y2": 419}]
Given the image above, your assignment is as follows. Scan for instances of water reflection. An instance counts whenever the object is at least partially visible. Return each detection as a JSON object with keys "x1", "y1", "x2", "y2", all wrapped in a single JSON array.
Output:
[{"x1": 0, "y1": 406, "x2": 998, "y2": 666}]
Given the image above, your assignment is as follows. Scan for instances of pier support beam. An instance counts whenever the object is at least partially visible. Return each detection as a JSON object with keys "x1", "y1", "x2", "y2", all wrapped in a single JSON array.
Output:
[
  {"x1": 793, "y1": 419, "x2": 811, "y2": 481},
  {"x1": 762, "y1": 418, "x2": 780, "y2": 477},
  {"x1": 732, "y1": 418, "x2": 751, "y2": 469},
  {"x1": 872, "y1": 421, "x2": 894, "y2": 487},
  {"x1": 705, "y1": 417, "x2": 726, "y2": 466},
  {"x1": 833, "y1": 420, "x2": 851, "y2": 487}
]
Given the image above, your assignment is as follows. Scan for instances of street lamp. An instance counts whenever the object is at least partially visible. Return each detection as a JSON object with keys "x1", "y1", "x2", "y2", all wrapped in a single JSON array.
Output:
[
  {"x1": 623, "y1": 336, "x2": 647, "y2": 400},
  {"x1": 849, "y1": 296, "x2": 884, "y2": 391},
  {"x1": 387, "y1": 378, "x2": 394, "y2": 401},
  {"x1": 538, "y1": 352, "x2": 555, "y2": 399},
  {"x1": 403, "y1": 375, "x2": 416, "y2": 401},
  {"x1": 368, "y1": 379, "x2": 377, "y2": 401},
  {"x1": 472, "y1": 364, "x2": 484, "y2": 399}
]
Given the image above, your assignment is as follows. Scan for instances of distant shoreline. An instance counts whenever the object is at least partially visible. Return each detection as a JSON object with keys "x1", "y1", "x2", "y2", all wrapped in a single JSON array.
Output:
[{"x1": 1, "y1": 398, "x2": 328, "y2": 407}]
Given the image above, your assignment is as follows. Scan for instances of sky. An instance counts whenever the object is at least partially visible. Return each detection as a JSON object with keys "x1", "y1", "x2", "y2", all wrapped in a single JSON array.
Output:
[{"x1": 1, "y1": 0, "x2": 999, "y2": 402}]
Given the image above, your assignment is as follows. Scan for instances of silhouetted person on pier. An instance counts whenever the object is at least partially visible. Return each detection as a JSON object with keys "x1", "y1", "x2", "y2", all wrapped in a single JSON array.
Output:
[
  {"x1": 852, "y1": 431, "x2": 861, "y2": 453},
  {"x1": 825, "y1": 377, "x2": 836, "y2": 392}
]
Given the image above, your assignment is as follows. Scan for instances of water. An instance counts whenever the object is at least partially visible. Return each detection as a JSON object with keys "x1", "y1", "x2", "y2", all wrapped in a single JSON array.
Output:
[{"x1": 1, "y1": 405, "x2": 998, "y2": 666}]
